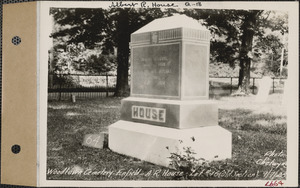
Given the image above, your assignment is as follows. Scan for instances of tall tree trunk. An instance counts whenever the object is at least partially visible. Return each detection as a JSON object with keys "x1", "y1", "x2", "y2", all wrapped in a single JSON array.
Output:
[
  {"x1": 238, "y1": 11, "x2": 261, "y2": 94},
  {"x1": 114, "y1": 9, "x2": 130, "y2": 97}
]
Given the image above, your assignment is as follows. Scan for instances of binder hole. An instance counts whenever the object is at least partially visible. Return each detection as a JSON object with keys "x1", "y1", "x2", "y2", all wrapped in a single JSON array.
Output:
[
  {"x1": 12, "y1": 36, "x2": 21, "y2": 45},
  {"x1": 11, "y1": 145, "x2": 21, "y2": 154}
]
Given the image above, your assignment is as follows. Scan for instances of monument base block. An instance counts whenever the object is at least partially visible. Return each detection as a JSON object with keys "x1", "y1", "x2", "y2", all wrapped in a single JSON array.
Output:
[
  {"x1": 109, "y1": 120, "x2": 232, "y2": 167},
  {"x1": 121, "y1": 97, "x2": 218, "y2": 129}
]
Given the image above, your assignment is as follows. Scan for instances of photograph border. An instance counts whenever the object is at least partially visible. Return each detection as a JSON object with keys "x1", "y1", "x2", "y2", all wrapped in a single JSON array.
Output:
[{"x1": 39, "y1": 1, "x2": 299, "y2": 187}]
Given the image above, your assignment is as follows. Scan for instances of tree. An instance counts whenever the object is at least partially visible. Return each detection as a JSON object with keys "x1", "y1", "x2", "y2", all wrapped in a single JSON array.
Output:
[
  {"x1": 184, "y1": 9, "x2": 242, "y2": 66},
  {"x1": 111, "y1": 9, "x2": 131, "y2": 96},
  {"x1": 253, "y1": 11, "x2": 288, "y2": 77},
  {"x1": 103, "y1": 8, "x2": 168, "y2": 96},
  {"x1": 185, "y1": 9, "x2": 262, "y2": 94},
  {"x1": 85, "y1": 54, "x2": 117, "y2": 74},
  {"x1": 184, "y1": 9, "x2": 287, "y2": 94},
  {"x1": 50, "y1": 8, "x2": 288, "y2": 96},
  {"x1": 238, "y1": 10, "x2": 263, "y2": 94},
  {"x1": 253, "y1": 33, "x2": 288, "y2": 77},
  {"x1": 50, "y1": 8, "x2": 167, "y2": 96},
  {"x1": 50, "y1": 8, "x2": 109, "y2": 49}
]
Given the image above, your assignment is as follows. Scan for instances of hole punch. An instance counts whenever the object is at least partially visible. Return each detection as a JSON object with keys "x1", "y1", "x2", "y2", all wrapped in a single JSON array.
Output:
[
  {"x1": 11, "y1": 145, "x2": 21, "y2": 154},
  {"x1": 12, "y1": 36, "x2": 21, "y2": 45}
]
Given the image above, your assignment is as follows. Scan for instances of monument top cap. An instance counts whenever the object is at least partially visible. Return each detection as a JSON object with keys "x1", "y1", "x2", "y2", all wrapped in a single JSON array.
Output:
[{"x1": 133, "y1": 14, "x2": 208, "y2": 34}]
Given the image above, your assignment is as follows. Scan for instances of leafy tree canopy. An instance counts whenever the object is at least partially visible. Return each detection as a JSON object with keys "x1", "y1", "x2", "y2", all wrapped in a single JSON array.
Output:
[{"x1": 49, "y1": 8, "x2": 288, "y2": 96}]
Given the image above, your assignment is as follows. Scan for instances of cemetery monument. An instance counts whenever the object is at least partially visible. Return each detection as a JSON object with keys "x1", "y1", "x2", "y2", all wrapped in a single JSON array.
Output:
[
  {"x1": 109, "y1": 15, "x2": 232, "y2": 167},
  {"x1": 255, "y1": 76, "x2": 272, "y2": 103}
]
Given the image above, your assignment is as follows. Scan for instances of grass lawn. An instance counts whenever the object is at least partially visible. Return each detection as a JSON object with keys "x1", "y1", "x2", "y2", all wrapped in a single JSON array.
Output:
[{"x1": 47, "y1": 94, "x2": 287, "y2": 181}]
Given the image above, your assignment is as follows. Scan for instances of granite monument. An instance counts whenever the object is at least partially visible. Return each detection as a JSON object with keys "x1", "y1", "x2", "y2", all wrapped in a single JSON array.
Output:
[{"x1": 109, "y1": 15, "x2": 232, "y2": 167}]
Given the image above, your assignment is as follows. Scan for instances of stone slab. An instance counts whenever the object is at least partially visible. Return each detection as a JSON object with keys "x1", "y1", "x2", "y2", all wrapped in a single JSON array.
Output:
[
  {"x1": 133, "y1": 15, "x2": 208, "y2": 34},
  {"x1": 109, "y1": 120, "x2": 232, "y2": 167},
  {"x1": 131, "y1": 44, "x2": 180, "y2": 98},
  {"x1": 183, "y1": 44, "x2": 209, "y2": 99},
  {"x1": 255, "y1": 76, "x2": 272, "y2": 102},
  {"x1": 82, "y1": 133, "x2": 105, "y2": 149},
  {"x1": 120, "y1": 97, "x2": 218, "y2": 129},
  {"x1": 130, "y1": 16, "x2": 211, "y2": 100}
]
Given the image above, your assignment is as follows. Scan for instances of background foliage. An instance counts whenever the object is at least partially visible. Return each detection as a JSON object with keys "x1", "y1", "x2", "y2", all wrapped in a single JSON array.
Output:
[{"x1": 49, "y1": 8, "x2": 288, "y2": 95}]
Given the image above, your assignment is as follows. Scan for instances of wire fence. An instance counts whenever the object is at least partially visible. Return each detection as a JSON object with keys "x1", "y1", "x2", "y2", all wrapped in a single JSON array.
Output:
[
  {"x1": 210, "y1": 76, "x2": 286, "y2": 93},
  {"x1": 48, "y1": 74, "x2": 287, "y2": 100},
  {"x1": 48, "y1": 74, "x2": 117, "y2": 100}
]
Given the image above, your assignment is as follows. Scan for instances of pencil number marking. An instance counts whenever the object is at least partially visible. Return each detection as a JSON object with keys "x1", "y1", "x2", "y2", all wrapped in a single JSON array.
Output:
[{"x1": 265, "y1": 181, "x2": 284, "y2": 186}]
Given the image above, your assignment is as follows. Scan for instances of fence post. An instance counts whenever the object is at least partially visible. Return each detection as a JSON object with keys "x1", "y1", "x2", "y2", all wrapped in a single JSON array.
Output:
[
  {"x1": 230, "y1": 77, "x2": 233, "y2": 94},
  {"x1": 252, "y1": 78, "x2": 255, "y2": 94},
  {"x1": 106, "y1": 73, "x2": 109, "y2": 97},
  {"x1": 272, "y1": 77, "x2": 275, "y2": 93},
  {"x1": 59, "y1": 74, "x2": 62, "y2": 101}
]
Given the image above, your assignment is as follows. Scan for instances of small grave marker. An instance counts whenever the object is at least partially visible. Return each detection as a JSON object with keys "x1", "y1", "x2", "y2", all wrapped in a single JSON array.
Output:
[
  {"x1": 255, "y1": 76, "x2": 272, "y2": 102},
  {"x1": 71, "y1": 94, "x2": 76, "y2": 103},
  {"x1": 82, "y1": 133, "x2": 105, "y2": 149}
]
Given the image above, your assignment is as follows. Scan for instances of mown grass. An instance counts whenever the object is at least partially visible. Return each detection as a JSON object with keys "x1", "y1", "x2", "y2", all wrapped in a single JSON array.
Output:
[{"x1": 47, "y1": 96, "x2": 287, "y2": 181}]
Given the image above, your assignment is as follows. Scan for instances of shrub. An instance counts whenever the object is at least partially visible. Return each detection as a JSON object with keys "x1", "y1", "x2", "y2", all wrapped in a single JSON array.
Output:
[{"x1": 167, "y1": 139, "x2": 209, "y2": 180}]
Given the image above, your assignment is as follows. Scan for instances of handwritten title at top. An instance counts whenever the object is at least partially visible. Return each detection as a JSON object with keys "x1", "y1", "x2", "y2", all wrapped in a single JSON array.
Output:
[{"x1": 108, "y1": 1, "x2": 202, "y2": 8}]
